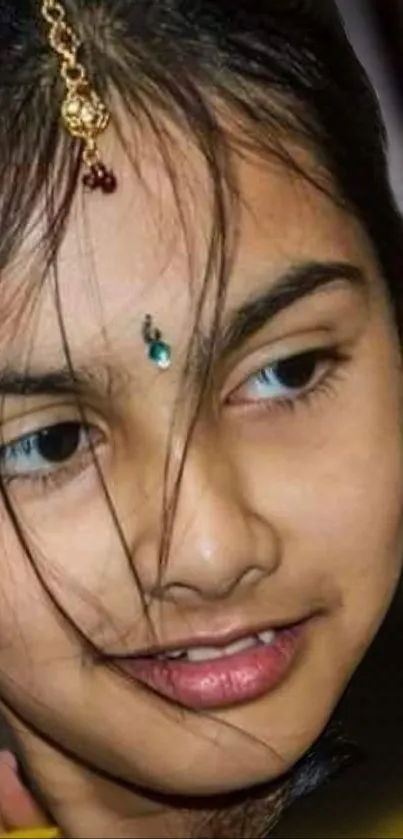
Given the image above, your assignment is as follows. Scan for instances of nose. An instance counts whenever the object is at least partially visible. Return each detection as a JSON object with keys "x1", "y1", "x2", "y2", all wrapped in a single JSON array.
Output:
[{"x1": 135, "y1": 440, "x2": 281, "y2": 603}]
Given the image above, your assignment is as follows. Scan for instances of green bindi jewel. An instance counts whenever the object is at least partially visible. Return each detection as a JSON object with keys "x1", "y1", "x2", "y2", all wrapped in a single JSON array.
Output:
[{"x1": 142, "y1": 315, "x2": 172, "y2": 370}]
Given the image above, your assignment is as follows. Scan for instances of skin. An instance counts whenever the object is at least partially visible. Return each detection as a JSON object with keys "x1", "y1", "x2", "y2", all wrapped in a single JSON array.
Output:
[
  {"x1": 0, "y1": 751, "x2": 47, "y2": 833},
  {"x1": 0, "y1": 124, "x2": 402, "y2": 837}
]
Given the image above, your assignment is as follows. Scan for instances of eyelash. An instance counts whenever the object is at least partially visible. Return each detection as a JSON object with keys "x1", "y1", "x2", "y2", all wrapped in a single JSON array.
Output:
[
  {"x1": 0, "y1": 423, "x2": 102, "y2": 494},
  {"x1": 229, "y1": 346, "x2": 350, "y2": 414}
]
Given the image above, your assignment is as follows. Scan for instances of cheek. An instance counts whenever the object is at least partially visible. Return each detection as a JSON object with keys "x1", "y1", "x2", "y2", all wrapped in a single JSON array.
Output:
[
  {"x1": 233, "y1": 353, "x2": 403, "y2": 628},
  {"x1": 0, "y1": 489, "x2": 142, "y2": 659},
  {"x1": 0, "y1": 517, "x2": 75, "y2": 695}
]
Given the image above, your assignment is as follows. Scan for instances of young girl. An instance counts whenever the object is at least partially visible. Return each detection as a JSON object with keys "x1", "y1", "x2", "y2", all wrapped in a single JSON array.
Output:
[{"x1": 0, "y1": 0, "x2": 403, "y2": 836}]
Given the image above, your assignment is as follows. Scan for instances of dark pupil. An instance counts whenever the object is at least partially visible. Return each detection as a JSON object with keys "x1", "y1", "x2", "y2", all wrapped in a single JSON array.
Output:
[
  {"x1": 274, "y1": 351, "x2": 318, "y2": 389},
  {"x1": 36, "y1": 422, "x2": 81, "y2": 463}
]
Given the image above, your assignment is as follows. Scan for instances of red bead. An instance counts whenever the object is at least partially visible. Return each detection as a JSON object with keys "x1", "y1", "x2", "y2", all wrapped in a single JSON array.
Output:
[
  {"x1": 82, "y1": 163, "x2": 117, "y2": 193},
  {"x1": 101, "y1": 171, "x2": 118, "y2": 194},
  {"x1": 82, "y1": 169, "x2": 97, "y2": 189}
]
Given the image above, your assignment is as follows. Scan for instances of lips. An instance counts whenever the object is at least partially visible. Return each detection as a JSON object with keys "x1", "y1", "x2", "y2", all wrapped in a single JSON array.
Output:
[{"x1": 114, "y1": 622, "x2": 306, "y2": 710}]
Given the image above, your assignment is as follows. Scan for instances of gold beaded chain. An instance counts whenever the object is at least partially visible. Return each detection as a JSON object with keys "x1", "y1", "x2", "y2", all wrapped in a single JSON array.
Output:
[{"x1": 41, "y1": 0, "x2": 117, "y2": 192}]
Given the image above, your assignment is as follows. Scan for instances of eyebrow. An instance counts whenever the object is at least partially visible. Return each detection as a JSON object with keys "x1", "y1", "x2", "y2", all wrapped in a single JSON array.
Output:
[
  {"x1": 217, "y1": 259, "x2": 367, "y2": 359},
  {"x1": 0, "y1": 259, "x2": 366, "y2": 398},
  {"x1": 0, "y1": 365, "x2": 112, "y2": 399}
]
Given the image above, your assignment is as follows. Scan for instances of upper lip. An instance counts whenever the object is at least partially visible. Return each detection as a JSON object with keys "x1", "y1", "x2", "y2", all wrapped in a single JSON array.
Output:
[{"x1": 109, "y1": 611, "x2": 319, "y2": 660}]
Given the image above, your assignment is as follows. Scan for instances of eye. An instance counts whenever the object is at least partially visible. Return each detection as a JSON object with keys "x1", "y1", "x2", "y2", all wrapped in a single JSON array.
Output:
[
  {"x1": 229, "y1": 347, "x2": 345, "y2": 407},
  {"x1": 0, "y1": 421, "x2": 98, "y2": 484}
]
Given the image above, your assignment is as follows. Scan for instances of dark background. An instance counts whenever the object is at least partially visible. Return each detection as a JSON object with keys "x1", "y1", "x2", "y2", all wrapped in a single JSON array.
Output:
[{"x1": 338, "y1": 0, "x2": 403, "y2": 208}]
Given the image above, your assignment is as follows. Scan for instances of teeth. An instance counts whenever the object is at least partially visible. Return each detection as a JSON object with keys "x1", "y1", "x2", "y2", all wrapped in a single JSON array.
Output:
[
  {"x1": 187, "y1": 635, "x2": 258, "y2": 662},
  {"x1": 187, "y1": 645, "x2": 231, "y2": 662},
  {"x1": 221, "y1": 635, "x2": 259, "y2": 656},
  {"x1": 157, "y1": 649, "x2": 187, "y2": 661},
  {"x1": 257, "y1": 629, "x2": 276, "y2": 645},
  {"x1": 156, "y1": 630, "x2": 277, "y2": 663}
]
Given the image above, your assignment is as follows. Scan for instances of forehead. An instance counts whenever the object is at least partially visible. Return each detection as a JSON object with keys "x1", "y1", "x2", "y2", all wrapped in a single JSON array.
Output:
[{"x1": 0, "y1": 130, "x2": 377, "y2": 365}]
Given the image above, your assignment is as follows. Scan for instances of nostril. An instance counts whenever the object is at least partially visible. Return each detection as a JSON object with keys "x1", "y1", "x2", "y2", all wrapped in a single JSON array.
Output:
[
  {"x1": 239, "y1": 564, "x2": 271, "y2": 589},
  {"x1": 153, "y1": 564, "x2": 272, "y2": 603}
]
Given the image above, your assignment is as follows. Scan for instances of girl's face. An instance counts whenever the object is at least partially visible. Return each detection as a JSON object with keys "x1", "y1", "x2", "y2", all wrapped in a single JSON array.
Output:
[{"x1": 0, "y1": 132, "x2": 402, "y2": 798}]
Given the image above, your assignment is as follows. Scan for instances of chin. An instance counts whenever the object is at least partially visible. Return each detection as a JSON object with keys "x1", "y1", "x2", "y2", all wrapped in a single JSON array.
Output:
[{"x1": 140, "y1": 746, "x2": 292, "y2": 799}]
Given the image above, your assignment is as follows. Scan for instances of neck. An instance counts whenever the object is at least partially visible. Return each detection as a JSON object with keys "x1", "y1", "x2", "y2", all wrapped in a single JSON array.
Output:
[
  {"x1": 47, "y1": 771, "x2": 290, "y2": 839},
  {"x1": 50, "y1": 774, "x2": 289, "y2": 839}
]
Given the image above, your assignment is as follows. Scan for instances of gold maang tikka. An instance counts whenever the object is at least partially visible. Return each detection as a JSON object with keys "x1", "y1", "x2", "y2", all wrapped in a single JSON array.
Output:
[{"x1": 41, "y1": 0, "x2": 117, "y2": 193}]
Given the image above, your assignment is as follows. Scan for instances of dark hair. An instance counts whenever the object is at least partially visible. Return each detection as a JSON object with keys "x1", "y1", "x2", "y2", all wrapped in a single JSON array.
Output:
[
  {"x1": 0, "y1": 0, "x2": 401, "y2": 833},
  {"x1": 1, "y1": 0, "x2": 402, "y2": 279}
]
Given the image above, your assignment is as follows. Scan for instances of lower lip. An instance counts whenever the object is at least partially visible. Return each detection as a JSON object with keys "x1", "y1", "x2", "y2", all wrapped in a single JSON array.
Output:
[{"x1": 115, "y1": 625, "x2": 305, "y2": 710}]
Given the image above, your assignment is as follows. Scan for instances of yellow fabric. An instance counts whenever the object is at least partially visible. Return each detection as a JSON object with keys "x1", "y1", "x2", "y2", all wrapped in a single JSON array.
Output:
[
  {"x1": 327, "y1": 819, "x2": 403, "y2": 838},
  {"x1": 276, "y1": 801, "x2": 403, "y2": 838},
  {"x1": 360, "y1": 816, "x2": 403, "y2": 838},
  {"x1": 1, "y1": 817, "x2": 403, "y2": 838},
  {"x1": 0, "y1": 829, "x2": 61, "y2": 838}
]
